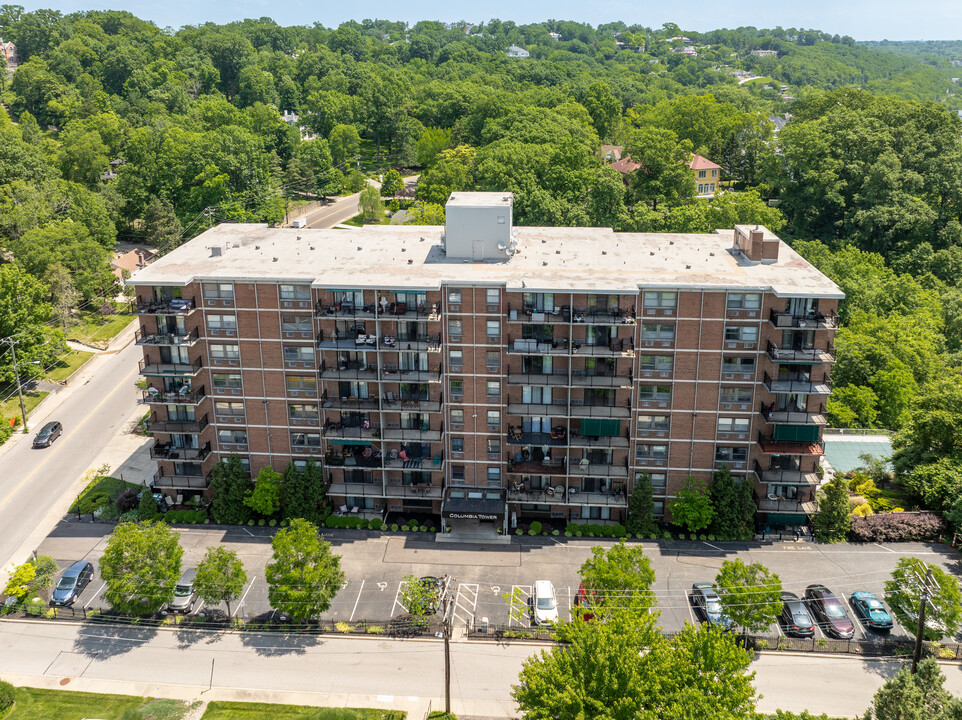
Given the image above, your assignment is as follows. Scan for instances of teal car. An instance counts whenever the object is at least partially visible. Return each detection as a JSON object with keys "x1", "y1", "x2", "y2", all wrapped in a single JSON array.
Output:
[{"x1": 850, "y1": 591, "x2": 893, "y2": 631}]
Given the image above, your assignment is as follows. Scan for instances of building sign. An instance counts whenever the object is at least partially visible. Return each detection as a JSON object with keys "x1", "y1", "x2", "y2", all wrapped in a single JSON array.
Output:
[{"x1": 447, "y1": 512, "x2": 500, "y2": 521}]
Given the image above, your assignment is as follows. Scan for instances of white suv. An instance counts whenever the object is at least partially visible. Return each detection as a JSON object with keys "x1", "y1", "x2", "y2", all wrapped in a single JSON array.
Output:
[{"x1": 532, "y1": 580, "x2": 559, "y2": 625}]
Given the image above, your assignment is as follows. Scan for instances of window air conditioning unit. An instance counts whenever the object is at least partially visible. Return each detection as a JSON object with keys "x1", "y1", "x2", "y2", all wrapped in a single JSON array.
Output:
[{"x1": 283, "y1": 302, "x2": 293, "y2": 307}]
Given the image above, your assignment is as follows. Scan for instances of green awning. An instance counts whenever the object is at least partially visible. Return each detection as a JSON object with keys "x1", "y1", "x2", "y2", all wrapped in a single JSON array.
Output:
[
  {"x1": 331, "y1": 439, "x2": 372, "y2": 446},
  {"x1": 774, "y1": 424, "x2": 819, "y2": 442},
  {"x1": 579, "y1": 419, "x2": 621, "y2": 438}
]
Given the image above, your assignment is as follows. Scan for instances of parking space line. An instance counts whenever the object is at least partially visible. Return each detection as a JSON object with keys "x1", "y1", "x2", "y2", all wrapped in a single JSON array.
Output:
[
  {"x1": 685, "y1": 593, "x2": 696, "y2": 625},
  {"x1": 234, "y1": 576, "x2": 256, "y2": 617},
  {"x1": 349, "y1": 579, "x2": 366, "y2": 622},
  {"x1": 453, "y1": 583, "x2": 478, "y2": 627},
  {"x1": 84, "y1": 582, "x2": 107, "y2": 610},
  {"x1": 508, "y1": 584, "x2": 532, "y2": 628},
  {"x1": 193, "y1": 600, "x2": 205, "y2": 615},
  {"x1": 392, "y1": 580, "x2": 407, "y2": 617}
]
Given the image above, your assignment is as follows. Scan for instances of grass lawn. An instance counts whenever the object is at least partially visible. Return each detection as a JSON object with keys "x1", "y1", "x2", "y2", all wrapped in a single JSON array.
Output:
[
  {"x1": 343, "y1": 213, "x2": 387, "y2": 227},
  {"x1": 0, "y1": 389, "x2": 49, "y2": 424},
  {"x1": 67, "y1": 310, "x2": 135, "y2": 346},
  {"x1": 201, "y1": 703, "x2": 404, "y2": 720},
  {"x1": 69, "y1": 475, "x2": 142, "y2": 513},
  {"x1": 2, "y1": 686, "x2": 147, "y2": 719},
  {"x1": 45, "y1": 350, "x2": 95, "y2": 383}
]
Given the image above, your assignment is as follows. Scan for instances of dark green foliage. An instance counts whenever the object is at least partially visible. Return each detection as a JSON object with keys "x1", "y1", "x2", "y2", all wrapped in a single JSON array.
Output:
[
  {"x1": 708, "y1": 466, "x2": 755, "y2": 541},
  {"x1": 0, "y1": 679, "x2": 13, "y2": 712},
  {"x1": 865, "y1": 658, "x2": 962, "y2": 720},
  {"x1": 138, "y1": 490, "x2": 160, "y2": 521},
  {"x1": 281, "y1": 461, "x2": 327, "y2": 525},
  {"x1": 209, "y1": 455, "x2": 253, "y2": 525},
  {"x1": 625, "y1": 473, "x2": 658, "y2": 537},
  {"x1": 115, "y1": 488, "x2": 140, "y2": 513},
  {"x1": 812, "y1": 475, "x2": 851, "y2": 543}
]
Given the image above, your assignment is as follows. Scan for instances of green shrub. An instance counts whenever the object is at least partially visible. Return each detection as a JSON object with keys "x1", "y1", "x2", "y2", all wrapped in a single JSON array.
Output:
[
  {"x1": 552, "y1": 529, "x2": 559, "y2": 536},
  {"x1": 662, "y1": 531, "x2": 672, "y2": 541},
  {"x1": 258, "y1": 519, "x2": 265, "y2": 526},
  {"x1": 516, "y1": 529, "x2": 524, "y2": 535},
  {"x1": 529, "y1": 521, "x2": 543, "y2": 535},
  {"x1": 430, "y1": 526, "x2": 436, "y2": 532},
  {"x1": 77, "y1": 492, "x2": 110, "y2": 515},
  {"x1": 247, "y1": 519, "x2": 254, "y2": 526},
  {"x1": 678, "y1": 533, "x2": 686, "y2": 540},
  {"x1": 391, "y1": 524, "x2": 399, "y2": 531},
  {"x1": 419, "y1": 525, "x2": 427, "y2": 532},
  {"x1": 269, "y1": 519, "x2": 277, "y2": 527},
  {"x1": 564, "y1": 531, "x2": 572, "y2": 537},
  {"x1": 427, "y1": 712, "x2": 458, "y2": 720},
  {"x1": 0, "y1": 679, "x2": 14, "y2": 712},
  {"x1": 138, "y1": 491, "x2": 160, "y2": 521},
  {"x1": 612, "y1": 524, "x2": 627, "y2": 538}
]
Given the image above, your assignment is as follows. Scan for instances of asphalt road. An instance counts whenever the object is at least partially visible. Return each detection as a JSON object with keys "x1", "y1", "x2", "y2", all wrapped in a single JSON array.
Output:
[
  {"x1": 1, "y1": 618, "x2": 961, "y2": 718},
  {"x1": 299, "y1": 193, "x2": 363, "y2": 229},
  {"x1": 0, "y1": 338, "x2": 142, "y2": 574}
]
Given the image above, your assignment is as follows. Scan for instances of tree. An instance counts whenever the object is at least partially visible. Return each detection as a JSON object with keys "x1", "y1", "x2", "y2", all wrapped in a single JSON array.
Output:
[
  {"x1": 416, "y1": 145, "x2": 476, "y2": 204},
  {"x1": 512, "y1": 615, "x2": 758, "y2": 720},
  {"x1": 380, "y1": 169, "x2": 403, "y2": 198},
  {"x1": 265, "y1": 518, "x2": 345, "y2": 622},
  {"x1": 194, "y1": 547, "x2": 247, "y2": 619},
  {"x1": 625, "y1": 472, "x2": 658, "y2": 538},
  {"x1": 866, "y1": 658, "x2": 962, "y2": 720},
  {"x1": 327, "y1": 123, "x2": 361, "y2": 168},
  {"x1": 415, "y1": 127, "x2": 450, "y2": 167},
  {"x1": 715, "y1": 559, "x2": 783, "y2": 640},
  {"x1": 884, "y1": 557, "x2": 962, "y2": 641},
  {"x1": 577, "y1": 542, "x2": 656, "y2": 620},
  {"x1": 708, "y1": 466, "x2": 755, "y2": 541},
  {"x1": 209, "y1": 456, "x2": 254, "y2": 525},
  {"x1": 582, "y1": 82, "x2": 621, "y2": 140},
  {"x1": 399, "y1": 574, "x2": 438, "y2": 628},
  {"x1": 4, "y1": 562, "x2": 37, "y2": 600},
  {"x1": 31, "y1": 554, "x2": 59, "y2": 591},
  {"x1": 812, "y1": 474, "x2": 851, "y2": 543},
  {"x1": 244, "y1": 466, "x2": 283, "y2": 517},
  {"x1": 623, "y1": 126, "x2": 694, "y2": 210},
  {"x1": 138, "y1": 489, "x2": 159, "y2": 521},
  {"x1": 668, "y1": 476, "x2": 714, "y2": 533},
  {"x1": 281, "y1": 460, "x2": 327, "y2": 524},
  {"x1": 43, "y1": 263, "x2": 78, "y2": 332},
  {"x1": 142, "y1": 197, "x2": 182, "y2": 251},
  {"x1": 402, "y1": 201, "x2": 445, "y2": 225},
  {"x1": 358, "y1": 183, "x2": 384, "y2": 222},
  {"x1": 98, "y1": 521, "x2": 183, "y2": 615}
]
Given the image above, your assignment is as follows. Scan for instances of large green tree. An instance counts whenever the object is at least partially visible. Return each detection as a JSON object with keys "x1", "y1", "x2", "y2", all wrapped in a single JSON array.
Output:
[
  {"x1": 265, "y1": 518, "x2": 345, "y2": 622},
  {"x1": 865, "y1": 658, "x2": 962, "y2": 720},
  {"x1": 209, "y1": 455, "x2": 254, "y2": 525},
  {"x1": 708, "y1": 466, "x2": 755, "y2": 541},
  {"x1": 668, "y1": 476, "x2": 714, "y2": 533},
  {"x1": 625, "y1": 473, "x2": 658, "y2": 538},
  {"x1": 884, "y1": 557, "x2": 962, "y2": 641},
  {"x1": 98, "y1": 521, "x2": 183, "y2": 615},
  {"x1": 577, "y1": 542, "x2": 656, "y2": 620},
  {"x1": 715, "y1": 559, "x2": 783, "y2": 639},
  {"x1": 812, "y1": 474, "x2": 852, "y2": 543},
  {"x1": 194, "y1": 546, "x2": 247, "y2": 619}
]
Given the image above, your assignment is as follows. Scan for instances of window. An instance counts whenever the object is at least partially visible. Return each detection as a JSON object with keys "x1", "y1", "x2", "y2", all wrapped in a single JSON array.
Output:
[
  {"x1": 486, "y1": 381, "x2": 500, "y2": 400},
  {"x1": 291, "y1": 432, "x2": 321, "y2": 448},
  {"x1": 487, "y1": 438, "x2": 500, "y2": 455},
  {"x1": 637, "y1": 415, "x2": 670, "y2": 431},
  {"x1": 717, "y1": 417, "x2": 751, "y2": 433},
  {"x1": 279, "y1": 284, "x2": 311, "y2": 301},
  {"x1": 722, "y1": 357, "x2": 755, "y2": 373},
  {"x1": 581, "y1": 506, "x2": 611, "y2": 520},
  {"x1": 712, "y1": 169, "x2": 718, "y2": 177},
  {"x1": 207, "y1": 314, "x2": 237, "y2": 330},
  {"x1": 709, "y1": 183, "x2": 715, "y2": 192},
  {"x1": 452, "y1": 465, "x2": 466, "y2": 482},
  {"x1": 638, "y1": 385, "x2": 671, "y2": 402},
  {"x1": 203, "y1": 283, "x2": 234, "y2": 299},
  {"x1": 214, "y1": 401, "x2": 245, "y2": 418},
  {"x1": 640, "y1": 355, "x2": 673, "y2": 372},
  {"x1": 284, "y1": 345, "x2": 314, "y2": 363},
  {"x1": 715, "y1": 446, "x2": 748, "y2": 463},
  {"x1": 652, "y1": 501, "x2": 665, "y2": 517},
  {"x1": 720, "y1": 386, "x2": 753, "y2": 404},
  {"x1": 450, "y1": 409, "x2": 464, "y2": 425},
  {"x1": 486, "y1": 351, "x2": 500, "y2": 370},
  {"x1": 487, "y1": 467, "x2": 501, "y2": 485},
  {"x1": 698, "y1": 184, "x2": 704, "y2": 194},
  {"x1": 221, "y1": 455, "x2": 251, "y2": 473},
  {"x1": 486, "y1": 289, "x2": 500, "y2": 309},
  {"x1": 487, "y1": 410, "x2": 500, "y2": 428},
  {"x1": 725, "y1": 326, "x2": 759, "y2": 342},
  {"x1": 449, "y1": 350, "x2": 463, "y2": 368},
  {"x1": 289, "y1": 403, "x2": 318, "y2": 420},
  {"x1": 281, "y1": 315, "x2": 312, "y2": 333},
  {"x1": 486, "y1": 320, "x2": 499, "y2": 341},
  {"x1": 218, "y1": 429, "x2": 248, "y2": 446},
  {"x1": 286, "y1": 375, "x2": 317, "y2": 392},
  {"x1": 649, "y1": 473, "x2": 667, "y2": 492},
  {"x1": 451, "y1": 437, "x2": 464, "y2": 453},
  {"x1": 727, "y1": 293, "x2": 762, "y2": 310},
  {"x1": 209, "y1": 343, "x2": 240, "y2": 360},
  {"x1": 643, "y1": 291, "x2": 677, "y2": 309},
  {"x1": 448, "y1": 289, "x2": 462, "y2": 305},
  {"x1": 636, "y1": 444, "x2": 668, "y2": 461},
  {"x1": 449, "y1": 379, "x2": 464, "y2": 398},
  {"x1": 448, "y1": 319, "x2": 462, "y2": 341},
  {"x1": 698, "y1": 170, "x2": 707, "y2": 179},
  {"x1": 641, "y1": 323, "x2": 675, "y2": 340},
  {"x1": 212, "y1": 372, "x2": 242, "y2": 389}
]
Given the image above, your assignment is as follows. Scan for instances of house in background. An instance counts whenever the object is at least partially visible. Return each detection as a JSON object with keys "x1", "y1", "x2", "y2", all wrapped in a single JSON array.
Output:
[
  {"x1": 112, "y1": 247, "x2": 156, "y2": 281},
  {"x1": 690, "y1": 154, "x2": 722, "y2": 198},
  {"x1": 0, "y1": 39, "x2": 18, "y2": 69},
  {"x1": 600, "y1": 145, "x2": 623, "y2": 162},
  {"x1": 751, "y1": 49, "x2": 778, "y2": 57},
  {"x1": 506, "y1": 45, "x2": 530, "y2": 58}
]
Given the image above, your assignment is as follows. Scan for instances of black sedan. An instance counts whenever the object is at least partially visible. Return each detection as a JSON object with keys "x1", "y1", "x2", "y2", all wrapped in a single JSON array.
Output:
[{"x1": 780, "y1": 591, "x2": 816, "y2": 637}]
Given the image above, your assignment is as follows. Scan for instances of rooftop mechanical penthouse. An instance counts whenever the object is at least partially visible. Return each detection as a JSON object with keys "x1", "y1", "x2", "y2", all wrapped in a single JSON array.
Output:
[{"x1": 132, "y1": 192, "x2": 842, "y2": 533}]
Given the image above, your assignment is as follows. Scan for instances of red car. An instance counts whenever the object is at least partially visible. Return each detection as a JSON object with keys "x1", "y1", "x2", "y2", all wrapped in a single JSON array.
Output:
[{"x1": 805, "y1": 584, "x2": 855, "y2": 639}]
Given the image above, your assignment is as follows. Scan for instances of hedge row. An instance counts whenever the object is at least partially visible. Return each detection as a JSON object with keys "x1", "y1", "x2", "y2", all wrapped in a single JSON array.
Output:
[
  {"x1": 850, "y1": 512, "x2": 946, "y2": 543},
  {"x1": 564, "y1": 523, "x2": 628, "y2": 538},
  {"x1": 162, "y1": 509, "x2": 208, "y2": 524},
  {"x1": 324, "y1": 515, "x2": 386, "y2": 530}
]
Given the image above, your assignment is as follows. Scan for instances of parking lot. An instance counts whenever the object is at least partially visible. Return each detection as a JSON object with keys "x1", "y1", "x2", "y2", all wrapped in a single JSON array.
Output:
[{"x1": 35, "y1": 521, "x2": 959, "y2": 642}]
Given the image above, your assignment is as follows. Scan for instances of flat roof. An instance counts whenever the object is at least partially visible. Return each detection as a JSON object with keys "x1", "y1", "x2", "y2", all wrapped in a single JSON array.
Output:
[
  {"x1": 132, "y1": 223, "x2": 844, "y2": 298},
  {"x1": 446, "y1": 192, "x2": 513, "y2": 207}
]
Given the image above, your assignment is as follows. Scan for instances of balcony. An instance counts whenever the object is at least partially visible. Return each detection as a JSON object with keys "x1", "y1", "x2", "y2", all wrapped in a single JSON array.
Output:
[
  {"x1": 324, "y1": 453, "x2": 383, "y2": 469},
  {"x1": 136, "y1": 297, "x2": 197, "y2": 315},
  {"x1": 323, "y1": 425, "x2": 381, "y2": 440},
  {"x1": 571, "y1": 338, "x2": 635, "y2": 357},
  {"x1": 754, "y1": 489, "x2": 818, "y2": 515},
  {"x1": 381, "y1": 426, "x2": 443, "y2": 442},
  {"x1": 769, "y1": 308, "x2": 838, "y2": 330},
  {"x1": 381, "y1": 397, "x2": 442, "y2": 413},
  {"x1": 386, "y1": 482, "x2": 442, "y2": 499},
  {"x1": 316, "y1": 301, "x2": 378, "y2": 319},
  {"x1": 763, "y1": 372, "x2": 832, "y2": 395},
  {"x1": 506, "y1": 429, "x2": 568, "y2": 447},
  {"x1": 322, "y1": 396, "x2": 380, "y2": 411},
  {"x1": 150, "y1": 441, "x2": 211, "y2": 461},
  {"x1": 568, "y1": 401, "x2": 631, "y2": 419},
  {"x1": 319, "y1": 362, "x2": 377, "y2": 380},
  {"x1": 507, "y1": 401, "x2": 568, "y2": 416},
  {"x1": 507, "y1": 458, "x2": 567, "y2": 475},
  {"x1": 571, "y1": 307, "x2": 636, "y2": 325},
  {"x1": 142, "y1": 386, "x2": 206, "y2": 405},
  {"x1": 569, "y1": 433, "x2": 630, "y2": 449},
  {"x1": 507, "y1": 305, "x2": 571, "y2": 324},
  {"x1": 507, "y1": 487, "x2": 628, "y2": 506},
  {"x1": 383, "y1": 334, "x2": 442, "y2": 352},
  {"x1": 760, "y1": 402, "x2": 827, "y2": 425},
  {"x1": 382, "y1": 366, "x2": 442, "y2": 383},
  {"x1": 508, "y1": 337, "x2": 570, "y2": 355},
  {"x1": 507, "y1": 372, "x2": 570, "y2": 386},
  {"x1": 139, "y1": 357, "x2": 202, "y2": 377},
  {"x1": 767, "y1": 340, "x2": 835, "y2": 364},
  {"x1": 151, "y1": 470, "x2": 209, "y2": 490},
  {"x1": 135, "y1": 328, "x2": 199, "y2": 347},
  {"x1": 569, "y1": 462, "x2": 629, "y2": 479},
  {"x1": 753, "y1": 460, "x2": 820, "y2": 486},
  {"x1": 569, "y1": 372, "x2": 633, "y2": 388},
  {"x1": 757, "y1": 432, "x2": 825, "y2": 456},
  {"x1": 148, "y1": 412, "x2": 209, "y2": 434}
]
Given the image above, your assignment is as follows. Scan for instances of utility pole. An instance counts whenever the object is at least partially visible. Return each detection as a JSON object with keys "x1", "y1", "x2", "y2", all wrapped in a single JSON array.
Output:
[
  {"x1": 912, "y1": 568, "x2": 938, "y2": 674},
  {"x1": 3, "y1": 337, "x2": 29, "y2": 433},
  {"x1": 440, "y1": 575, "x2": 454, "y2": 714}
]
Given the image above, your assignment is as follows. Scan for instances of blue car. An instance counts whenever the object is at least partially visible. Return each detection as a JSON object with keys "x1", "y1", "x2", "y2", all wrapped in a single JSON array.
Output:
[
  {"x1": 51, "y1": 561, "x2": 93, "y2": 606},
  {"x1": 850, "y1": 591, "x2": 894, "y2": 631}
]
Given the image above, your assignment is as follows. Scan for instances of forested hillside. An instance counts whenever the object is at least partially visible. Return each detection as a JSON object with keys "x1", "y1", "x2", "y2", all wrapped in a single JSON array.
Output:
[{"x1": 1, "y1": 9, "x2": 962, "y2": 500}]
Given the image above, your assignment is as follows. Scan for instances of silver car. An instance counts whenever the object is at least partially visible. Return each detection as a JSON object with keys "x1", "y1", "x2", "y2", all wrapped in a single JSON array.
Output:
[{"x1": 169, "y1": 568, "x2": 197, "y2": 612}]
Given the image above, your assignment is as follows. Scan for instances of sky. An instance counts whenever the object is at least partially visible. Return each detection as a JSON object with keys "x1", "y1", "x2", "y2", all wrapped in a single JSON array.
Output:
[{"x1": 12, "y1": 0, "x2": 962, "y2": 40}]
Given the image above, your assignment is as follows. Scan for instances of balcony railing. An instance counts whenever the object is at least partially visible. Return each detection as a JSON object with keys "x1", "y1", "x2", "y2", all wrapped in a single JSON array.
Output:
[
  {"x1": 508, "y1": 337, "x2": 569, "y2": 355},
  {"x1": 763, "y1": 372, "x2": 832, "y2": 395},
  {"x1": 148, "y1": 412, "x2": 209, "y2": 434},
  {"x1": 757, "y1": 431, "x2": 825, "y2": 456},
  {"x1": 319, "y1": 361, "x2": 377, "y2": 380},
  {"x1": 381, "y1": 397, "x2": 442, "y2": 413},
  {"x1": 323, "y1": 422, "x2": 381, "y2": 439},
  {"x1": 571, "y1": 338, "x2": 635, "y2": 356},
  {"x1": 507, "y1": 401, "x2": 568, "y2": 416},
  {"x1": 506, "y1": 372, "x2": 570, "y2": 386},
  {"x1": 150, "y1": 441, "x2": 211, "y2": 461},
  {"x1": 506, "y1": 458, "x2": 567, "y2": 475},
  {"x1": 760, "y1": 402, "x2": 828, "y2": 425},
  {"x1": 142, "y1": 386, "x2": 206, "y2": 405},
  {"x1": 324, "y1": 453, "x2": 383, "y2": 469},
  {"x1": 381, "y1": 366, "x2": 443, "y2": 383},
  {"x1": 381, "y1": 426, "x2": 444, "y2": 442},
  {"x1": 151, "y1": 470, "x2": 209, "y2": 490},
  {"x1": 754, "y1": 489, "x2": 818, "y2": 514},
  {"x1": 317, "y1": 300, "x2": 439, "y2": 320},
  {"x1": 136, "y1": 297, "x2": 196, "y2": 315},
  {"x1": 135, "y1": 328, "x2": 200, "y2": 347},
  {"x1": 321, "y1": 397, "x2": 381, "y2": 411},
  {"x1": 769, "y1": 308, "x2": 839, "y2": 330},
  {"x1": 571, "y1": 308, "x2": 636, "y2": 325},
  {"x1": 507, "y1": 487, "x2": 628, "y2": 506},
  {"x1": 568, "y1": 400, "x2": 632, "y2": 419},
  {"x1": 767, "y1": 340, "x2": 835, "y2": 364},
  {"x1": 316, "y1": 301, "x2": 378, "y2": 319},
  {"x1": 569, "y1": 461, "x2": 630, "y2": 479},
  {"x1": 507, "y1": 305, "x2": 571, "y2": 324},
  {"x1": 569, "y1": 372, "x2": 633, "y2": 388},
  {"x1": 753, "y1": 460, "x2": 820, "y2": 486},
  {"x1": 139, "y1": 357, "x2": 202, "y2": 377},
  {"x1": 506, "y1": 430, "x2": 568, "y2": 447},
  {"x1": 569, "y1": 433, "x2": 630, "y2": 449}
]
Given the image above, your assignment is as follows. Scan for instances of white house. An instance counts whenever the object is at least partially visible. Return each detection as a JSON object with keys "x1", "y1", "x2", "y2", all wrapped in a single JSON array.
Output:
[{"x1": 506, "y1": 45, "x2": 530, "y2": 58}]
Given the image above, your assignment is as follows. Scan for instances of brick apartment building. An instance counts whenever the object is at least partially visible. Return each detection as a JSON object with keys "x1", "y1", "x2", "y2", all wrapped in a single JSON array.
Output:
[{"x1": 132, "y1": 192, "x2": 841, "y2": 533}]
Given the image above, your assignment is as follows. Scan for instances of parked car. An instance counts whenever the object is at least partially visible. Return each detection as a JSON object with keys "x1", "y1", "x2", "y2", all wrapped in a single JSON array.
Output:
[
  {"x1": 532, "y1": 580, "x2": 559, "y2": 625},
  {"x1": 33, "y1": 421, "x2": 63, "y2": 448},
  {"x1": 169, "y1": 568, "x2": 197, "y2": 613},
  {"x1": 691, "y1": 582, "x2": 733, "y2": 630},
  {"x1": 780, "y1": 592, "x2": 816, "y2": 637},
  {"x1": 804, "y1": 584, "x2": 855, "y2": 639},
  {"x1": 50, "y1": 561, "x2": 93, "y2": 606},
  {"x1": 850, "y1": 590, "x2": 894, "y2": 631}
]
